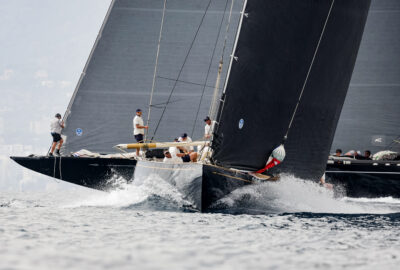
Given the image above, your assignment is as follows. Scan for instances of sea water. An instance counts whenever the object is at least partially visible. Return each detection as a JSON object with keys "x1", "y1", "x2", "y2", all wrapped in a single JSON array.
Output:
[{"x1": 1, "y1": 175, "x2": 400, "y2": 270}]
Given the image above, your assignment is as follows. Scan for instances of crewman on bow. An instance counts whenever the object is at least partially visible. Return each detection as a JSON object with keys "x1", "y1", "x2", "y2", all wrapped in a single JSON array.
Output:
[{"x1": 49, "y1": 113, "x2": 64, "y2": 156}]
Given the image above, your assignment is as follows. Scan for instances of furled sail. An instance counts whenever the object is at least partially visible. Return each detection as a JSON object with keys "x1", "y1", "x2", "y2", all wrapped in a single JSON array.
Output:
[
  {"x1": 211, "y1": 0, "x2": 371, "y2": 179},
  {"x1": 61, "y1": 0, "x2": 244, "y2": 154},
  {"x1": 332, "y1": 0, "x2": 400, "y2": 154}
]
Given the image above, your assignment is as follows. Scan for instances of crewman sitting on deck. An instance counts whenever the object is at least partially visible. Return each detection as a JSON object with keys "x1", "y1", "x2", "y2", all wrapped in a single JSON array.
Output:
[
  {"x1": 174, "y1": 137, "x2": 197, "y2": 163},
  {"x1": 163, "y1": 149, "x2": 182, "y2": 164},
  {"x1": 356, "y1": 150, "x2": 372, "y2": 160},
  {"x1": 335, "y1": 149, "x2": 342, "y2": 157}
]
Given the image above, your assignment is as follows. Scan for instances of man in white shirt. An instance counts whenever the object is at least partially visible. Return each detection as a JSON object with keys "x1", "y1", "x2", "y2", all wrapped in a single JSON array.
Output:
[
  {"x1": 163, "y1": 148, "x2": 183, "y2": 164},
  {"x1": 199, "y1": 116, "x2": 215, "y2": 160},
  {"x1": 49, "y1": 113, "x2": 64, "y2": 156},
  {"x1": 133, "y1": 108, "x2": 148, "y2": 157},
  {"x1": 203, "y1": 116, "x2": 215, "y2": 140},
  {"x1": 178, "y1": 133, "x2": 194, "y2": 153},
  {"x1": 168, "y1": 137, "x2": 197, "y2": 163}
]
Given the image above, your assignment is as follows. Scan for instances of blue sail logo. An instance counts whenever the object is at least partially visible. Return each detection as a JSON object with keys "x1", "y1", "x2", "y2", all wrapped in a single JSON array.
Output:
[{"x1": 76, "y1": 128, "x2": 83, "y2": 136}]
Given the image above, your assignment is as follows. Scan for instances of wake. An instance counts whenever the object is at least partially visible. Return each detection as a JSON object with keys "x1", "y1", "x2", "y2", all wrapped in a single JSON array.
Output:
[
  {"x1": 211, "y1": 174, "x2": 400, "y2": 214},
  {"x1": 65, "y1": 174, "x2": 194, "y2": 211},
  {"x1": 64, "y1": 173, "x2": 400, "y2": 215}
]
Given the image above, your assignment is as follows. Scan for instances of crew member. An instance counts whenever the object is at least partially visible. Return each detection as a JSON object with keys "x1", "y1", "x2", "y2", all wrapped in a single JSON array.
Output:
[
  {"x1": 133, "y1": 109, "x2": 148, "y2": 157},
  {"x1": 357, "y1": 150, "x2": 372, "y2": 160},
  {"x1": 49, "y1": 113, "x2": 64, "y2": 156},
  {"x1": 168, "y1": 138, "x2": 197, "y2": 163},
  {"x1": 178, "y1": 133, "x2": 194, "y2": 153},
  {"x1": 163, "y1": 150, "x2": 182, "y2": 164},
  {"x1": 204, "y1": 116, "x2": 214, "y2": 140},
  {"x1": 335, "y1": 149, "x2": 342, "y2": 157},
  {"x1": 364, "y1": 150, "x2": 372, "y2": 160}
]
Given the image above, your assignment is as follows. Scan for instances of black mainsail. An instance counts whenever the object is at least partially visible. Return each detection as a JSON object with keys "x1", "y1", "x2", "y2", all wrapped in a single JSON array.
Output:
[
  {"x1": 211, "y1": 0, "x2": 371, "y2": 179},
  {"x1": 61, "y1": 0, "x2": 244, "y2": 154}
]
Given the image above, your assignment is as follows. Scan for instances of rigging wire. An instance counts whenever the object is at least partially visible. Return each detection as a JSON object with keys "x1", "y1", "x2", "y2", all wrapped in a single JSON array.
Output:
[
  {"x1": 157, "y1": 75, "x2": 219, "y2": 90},
  {"x1": 145, "y1": 0, "x2": 168, "y2": 142},
  {"x1": 208, "y1": 0, "x2": 236, "y2": 121},
  {"x1": 283, "y1": 0, "x2": 336, "y2": 141},
  {"x1": 388, "y1": 135, "x2": 400, "y2": 149},
  {"x1": 150, "y1": 0, "x2": 213, "y2": 141},
  {"x1": 190, "y1": 0, "x2": 232, "y2": 137},
  {"x1": 213, "y1": 0, "x2": 248, "y2": 130}
]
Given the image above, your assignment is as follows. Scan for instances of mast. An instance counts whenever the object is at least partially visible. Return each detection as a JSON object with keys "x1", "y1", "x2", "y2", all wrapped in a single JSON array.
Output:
[{"x1": 221, "y1": 0, "x2": 247, "y2": 96}]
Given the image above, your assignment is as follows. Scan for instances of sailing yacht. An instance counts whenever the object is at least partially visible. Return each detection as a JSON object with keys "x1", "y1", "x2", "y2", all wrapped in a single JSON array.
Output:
[
  {"x1": 326, "y1": 0, "x2": 400, "y2": 198},
  {"x1": 11, "y1": 0, "x2": 371, "y2": 211}
]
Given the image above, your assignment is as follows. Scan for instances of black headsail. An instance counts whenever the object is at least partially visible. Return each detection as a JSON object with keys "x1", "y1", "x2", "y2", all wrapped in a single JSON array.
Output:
[
  {"x1": 211, "y1": 0, "x2": 371, "y2": 179},
  {"x1": 332, "y1": 0, "x2": 400, "y2": 154}
]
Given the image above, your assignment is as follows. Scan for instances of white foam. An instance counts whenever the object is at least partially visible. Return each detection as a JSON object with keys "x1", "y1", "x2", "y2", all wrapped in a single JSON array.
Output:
[
  {"x1": 64, "y1": 173, "x2": 400, "y2": 214},
  {"x1": 216, "y1": 174, "x2": 400, "y2": 214},
  {"x1": 65, "y1": 174, "x2": 191, "y2": 209},
  {"x1": 341, "y1": 196, "x2": 400, "y2": 205}
]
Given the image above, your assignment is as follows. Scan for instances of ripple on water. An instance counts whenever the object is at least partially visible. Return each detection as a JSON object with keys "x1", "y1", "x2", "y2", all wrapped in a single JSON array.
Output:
[{"x1": 1, "y1": 177, "x2": 400, "y2": 270}]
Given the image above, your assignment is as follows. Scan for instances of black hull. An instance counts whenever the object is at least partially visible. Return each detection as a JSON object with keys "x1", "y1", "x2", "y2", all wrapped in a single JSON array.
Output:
[
  {"x1": 132, "y1": 160, "x2": 254, "y2": 211},
  {"x1": 10, "y1": 156, "x2": 255, "y2": 211},
  {"x1": 326, "y1": 160, "x2": 400, "y2": 198},
  {"x1": 10, "y1": 156, "x2": 136, "y2": 190},
  {"x1": 12, "y1": 156, "x2": 400, "y2": 210}
]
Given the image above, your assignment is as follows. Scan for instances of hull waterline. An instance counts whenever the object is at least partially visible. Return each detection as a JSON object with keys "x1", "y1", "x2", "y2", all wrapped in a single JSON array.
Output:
[
  {"x1": 10, "y1": 156, "x2": 136, "y2": 190},
  {"x1": 11, "y1": 156, "x2": 400, "y2": 211},
  {"x1": 10, "y1": 156, "x2": 257, "y2": 211}
]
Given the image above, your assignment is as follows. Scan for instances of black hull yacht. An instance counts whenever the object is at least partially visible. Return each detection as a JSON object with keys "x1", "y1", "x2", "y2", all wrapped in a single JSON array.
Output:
[
  {"x1": 326, "y1": 159, "x2": 400, "y2": 198},
  {"x1": 11, "y1": 0, "x2": 371, "y2": 212},
  {"x1": 11, "y1": 156, "x2": 260, "y2": 211},
  {"x1": 11, "y1": 155, "x2": 400, "y2": 211}
]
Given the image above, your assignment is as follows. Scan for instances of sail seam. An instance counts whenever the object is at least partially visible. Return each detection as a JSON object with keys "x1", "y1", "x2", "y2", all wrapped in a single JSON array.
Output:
[
  {"x1": 284, "y1": 0, "x2": 336, "y2": 139},
  {"x1": 146, "y1": 0, "x2": 167, "y2": 141}
]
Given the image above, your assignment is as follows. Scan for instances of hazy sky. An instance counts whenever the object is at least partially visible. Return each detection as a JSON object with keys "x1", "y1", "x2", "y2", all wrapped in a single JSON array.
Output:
[{"x1": 0, "y1": 0, "x2": 110, "y2": 190}]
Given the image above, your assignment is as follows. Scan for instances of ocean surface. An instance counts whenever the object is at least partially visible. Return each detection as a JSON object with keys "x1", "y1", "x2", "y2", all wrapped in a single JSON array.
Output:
[{"x1": 1, "y1": 175, "x2": 400, "y2": 270}]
